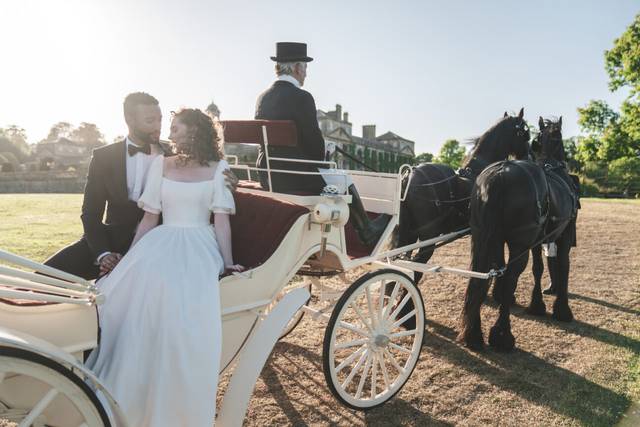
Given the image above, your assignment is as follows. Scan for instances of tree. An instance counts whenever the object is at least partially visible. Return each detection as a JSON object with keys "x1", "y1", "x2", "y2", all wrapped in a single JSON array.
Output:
[
  {"x1": 45, "y1": 122, "x2": 74, "y2": 143},
  {"x1": 414, "y1": 152, "x2": 434, "y2": 164},
  {"x1": 436, "y1": 139, "x2": 466, "y2": 169},
  {"x1": 608, "y1": 157, "x2": 640, "y2": 195},
  {"x1": 0, "y1": 125, "x2": 29, "y2": 162},
  {"x1": 71, "y1": 122, "x2": 105, "y2": 148},
  {"x1": 605, "y1": 14, "x2": 640, "y2": 97}
]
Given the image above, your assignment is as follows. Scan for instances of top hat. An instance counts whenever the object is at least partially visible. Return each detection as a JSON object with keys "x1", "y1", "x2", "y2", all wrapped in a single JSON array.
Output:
[{"x1": 270, "y1": 42, "x2": 313, "y2": 62}]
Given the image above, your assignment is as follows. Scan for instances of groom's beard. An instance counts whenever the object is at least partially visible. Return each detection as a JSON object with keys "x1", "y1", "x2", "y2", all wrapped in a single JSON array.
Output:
[{"x1": 132, "y1": 128, "x2": 161, "y2": 146}]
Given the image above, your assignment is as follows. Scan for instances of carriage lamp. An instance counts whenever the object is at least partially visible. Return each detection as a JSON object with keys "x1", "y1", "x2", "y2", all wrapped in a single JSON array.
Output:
[{"x1": 312, "y1": 191, "x2": 350, "y2": 257}]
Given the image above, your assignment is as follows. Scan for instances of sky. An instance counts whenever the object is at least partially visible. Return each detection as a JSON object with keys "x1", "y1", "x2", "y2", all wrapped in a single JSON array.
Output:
[{"x1": 1, "y1": 0, "x2": 638, "y2": 155}]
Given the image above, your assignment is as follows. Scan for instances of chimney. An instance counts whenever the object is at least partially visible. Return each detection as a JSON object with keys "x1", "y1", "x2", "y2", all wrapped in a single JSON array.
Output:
[
  {"x1": 335, "y1": 104, "x2": 342, "y2": 120},
  {"x1": 363, "y1": 125, "x2": 376, "y2": 140},
  {"x1": 343, "y1": 112, "x2": 349, "y2": 122}
]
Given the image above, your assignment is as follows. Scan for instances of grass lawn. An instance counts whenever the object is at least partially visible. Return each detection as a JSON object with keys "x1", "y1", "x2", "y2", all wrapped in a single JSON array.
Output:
[{"x1": 0, "y1": 194, "x2": 83, "y2": 262}]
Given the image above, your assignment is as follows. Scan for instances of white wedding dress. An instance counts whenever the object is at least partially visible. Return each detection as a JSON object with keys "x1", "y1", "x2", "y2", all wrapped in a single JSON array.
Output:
[{"x1": 85, "y1": 155, "x2": 235, "y2": 426}]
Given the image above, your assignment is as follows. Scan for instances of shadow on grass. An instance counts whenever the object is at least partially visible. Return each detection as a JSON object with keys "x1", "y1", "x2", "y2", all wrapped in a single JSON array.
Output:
[
  {"x1": 568, "y1": 292, "x2": 640, "y2": 317},
  {"x1": 261, "y1": 340, "x2": 450, "y2": 426},
  {"x1": 424, "y1": 319, "x2": 632, "y2": 427},
  {"x1": 508, "y1": 303, "x2": 640, "y2": 353}
]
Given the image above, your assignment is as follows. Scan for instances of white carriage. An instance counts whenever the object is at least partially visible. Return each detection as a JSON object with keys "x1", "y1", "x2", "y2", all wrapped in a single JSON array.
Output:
[{"x1": 0, "y1": 120, "x2": 484, "y2": 426}]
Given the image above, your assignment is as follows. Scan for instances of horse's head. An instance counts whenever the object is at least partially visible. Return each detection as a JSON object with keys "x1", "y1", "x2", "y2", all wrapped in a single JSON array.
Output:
[
  {"x1": 463, "y1": 108, "x2": 530, "y2": 169},
  {"x1": 532, "y1": 116, "x2": 565, "y2": 163}
]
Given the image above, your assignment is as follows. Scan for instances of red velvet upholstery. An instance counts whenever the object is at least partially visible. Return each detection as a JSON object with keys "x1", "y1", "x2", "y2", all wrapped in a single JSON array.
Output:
[
  {"x1": 221, "y1": 120, "x2": 297, "y2": 146},
  {"x1": 227, "y1": 191, "x2": 308, "y2": 269}
]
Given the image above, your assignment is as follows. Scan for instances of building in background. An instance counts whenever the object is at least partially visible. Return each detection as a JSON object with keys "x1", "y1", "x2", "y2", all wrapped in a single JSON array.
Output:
[
  {"x1": 35, "y1": 138, "x2": 91, "y2": 170},
  {"x1": 318, "y1": 104, "x2": 415, "y2": 172}
]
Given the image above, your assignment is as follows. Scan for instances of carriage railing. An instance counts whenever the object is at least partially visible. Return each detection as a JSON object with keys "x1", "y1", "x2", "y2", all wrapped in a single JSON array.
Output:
[{"x1": 0, "y1": 249, "x2": 101, "y2": 306}]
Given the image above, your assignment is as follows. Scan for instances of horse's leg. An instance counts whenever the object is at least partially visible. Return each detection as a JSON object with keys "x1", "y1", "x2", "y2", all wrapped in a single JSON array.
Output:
[
  {"x1": 458, "y1": 242, "x2": 499, "y2": 351},
  {"x1": 552, "y1": 236, "x2": 574, "y2": 322},
  {"x1": 543, "y1": 247, "x2": 557, "y2": 295},
  {"x1": 489, "y1": 245, "x2": 529, "y2": 352},
  {"x1": 491, "y1": 244, "x2": 508, "y2": 304},
  {"x1": 526, "y1": 245, "x2": 547, "y2": 315}
]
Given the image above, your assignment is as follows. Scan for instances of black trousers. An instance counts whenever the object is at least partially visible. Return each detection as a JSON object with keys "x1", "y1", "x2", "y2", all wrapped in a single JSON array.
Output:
[
  {"x1": 43, "y1": 238, "x2": 102, "y2": 280},
  {"x1": 44, "y1": 228, "x2": 135, "y2": 281}
]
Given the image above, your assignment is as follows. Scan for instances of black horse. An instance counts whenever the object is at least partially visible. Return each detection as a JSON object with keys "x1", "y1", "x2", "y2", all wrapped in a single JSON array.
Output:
[
  {"x1": 525, "y1": 117, "x2": 580, "y2": 318},
  {"x1": 392, "y1": 109, "x2": 531, "y2": 330},
  {"x1": 396, "y1": 108, "x2": 531, "y2": 282},
  {"x1": 458, "y1": 116, "x2": 578, "y2": 352}
]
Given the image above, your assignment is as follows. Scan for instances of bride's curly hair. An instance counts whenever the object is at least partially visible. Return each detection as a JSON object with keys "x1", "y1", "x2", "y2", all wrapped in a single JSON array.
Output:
[{"x1": 172, "y1": 108, "x2": 224, "y2": 166}]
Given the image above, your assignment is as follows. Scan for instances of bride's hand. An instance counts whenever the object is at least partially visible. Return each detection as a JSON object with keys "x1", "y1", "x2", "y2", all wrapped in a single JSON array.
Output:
[{"x1": 225, "y1": 264, "x2": 245, "y2": 274}]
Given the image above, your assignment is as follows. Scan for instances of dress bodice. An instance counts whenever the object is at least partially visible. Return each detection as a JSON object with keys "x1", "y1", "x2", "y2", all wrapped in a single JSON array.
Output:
[
  {"x1": 160, "y1": 179, "x2": 216, "y2": 227},
  {"x1": 137, "y1": 156, "x2": 235, "y2": 226}
]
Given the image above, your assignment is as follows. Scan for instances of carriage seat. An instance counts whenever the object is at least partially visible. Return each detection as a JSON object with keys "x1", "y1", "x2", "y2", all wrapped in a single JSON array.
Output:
[{"x1": 227, "y1": 191, "x2": 308, "y2": 270}]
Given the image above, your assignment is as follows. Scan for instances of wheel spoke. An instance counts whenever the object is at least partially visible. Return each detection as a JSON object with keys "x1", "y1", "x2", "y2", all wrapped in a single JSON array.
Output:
[
  {"x1": 19, "y1": 388, "x2": 59, "y2": 427},
  {"x1": 387, "y1": 292, "x2": 411, "y2": 322},
  {"x1": 364, "y1": 284, "x2": 377, "y2": 328},
  {"x1": 350, "y1": 301, "x2": 374, "y2": 333},
  {"x1": 355, "y1": 352, "x2": 374, "y2": 399},
  {"x1": 384, "y1": 348, "x2": 407, "y2": 374},
  {"x1": 379, "y1": 351, "x2": 390, "y2": 389},
  {"x1": 370, "y1": 352, "x2": 378, "y2": 399},
  {"x1": 378, "y1": 280, "x2": 386, "y2": 324},
  {"x1": 341, "y1": 349, "x2": 369, "y2": 390},
  {"x1": 388, "y1": 341, "x2": 413, "y2": 355},
  {"x1": 382, "y1": 281, "x2": 400, "y2": 319},
  {"x1": 335, "y1": 345, "x2": 366, "y2": 373},
  {"x1": 335, "y1": 338, "x2": 368, "y2": 350},
  {"x1": 388, "y1": 309, "x2": 417, "y2": 331},
  {"x1": 389, "y1": 329, "x2": 418, "y2": 339},
  {"x1": 339, "y1": 321, "x2": 370, "y2": 338}
]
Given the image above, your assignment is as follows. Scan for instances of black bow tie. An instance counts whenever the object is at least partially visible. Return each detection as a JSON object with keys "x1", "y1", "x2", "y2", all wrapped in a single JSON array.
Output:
[{"x1": 128, "y1": 143, "x2": 151, "y2": 156}]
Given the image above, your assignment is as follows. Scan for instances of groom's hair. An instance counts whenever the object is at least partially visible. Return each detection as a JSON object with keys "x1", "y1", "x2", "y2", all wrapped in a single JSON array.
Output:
[{"x1": 123, "y1": 92, "x2": 159, "y2": 120}]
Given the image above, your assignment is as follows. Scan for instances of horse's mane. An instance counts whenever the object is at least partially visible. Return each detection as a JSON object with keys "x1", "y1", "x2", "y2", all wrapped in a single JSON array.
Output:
[{"x1": 461, "y1": 117, "x2": 510, "y2": 168}]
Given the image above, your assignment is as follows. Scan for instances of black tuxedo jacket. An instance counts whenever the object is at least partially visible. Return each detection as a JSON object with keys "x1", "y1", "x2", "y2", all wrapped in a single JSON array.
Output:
[
  {"x1": 81, "y1": 140, "x2": 170, "y2": 259},
  {"x1": 254, "y1": 80, "x2": 326, "y2": 193}
]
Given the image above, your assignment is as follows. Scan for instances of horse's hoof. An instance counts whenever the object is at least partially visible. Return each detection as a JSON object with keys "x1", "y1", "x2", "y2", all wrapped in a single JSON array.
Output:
[
  {"x1": 542, "y1": 285, "x2": 557, "y2": 295},
  {"x1": 526, "y1": 299, "x2": 547, "y2": 316},
  {"x1": 457, "y1": 331, "x2": 484, "y2": 352},
  {"x1": 488, "y1": 325, "x2": 515, "y2": 352},
  {"x1": 552, "y1": 303, "x2": 574, "y2": 322}
]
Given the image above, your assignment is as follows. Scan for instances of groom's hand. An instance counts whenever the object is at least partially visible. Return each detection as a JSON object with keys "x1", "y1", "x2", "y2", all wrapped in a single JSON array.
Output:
[
  {"x1": 223, "y1": 169, "x2": 239, "y2": 192},
  {"x1": 99, "y1": 253, "x2": 122, "y2": 275}
]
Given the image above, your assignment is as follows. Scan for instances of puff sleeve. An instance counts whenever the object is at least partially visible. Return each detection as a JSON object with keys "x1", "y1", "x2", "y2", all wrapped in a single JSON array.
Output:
[
  {"x1": 137, "y1": 155, "x2": 164, "y2": 214},
  {"x1": 210, "y1": 160, "x2": 236, "y2": 215}
]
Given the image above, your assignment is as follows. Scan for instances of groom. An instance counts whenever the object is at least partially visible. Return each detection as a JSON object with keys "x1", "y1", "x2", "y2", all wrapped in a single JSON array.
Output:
[{"x1": 44, "y1": 92, "x2": 237, "y2": 279}]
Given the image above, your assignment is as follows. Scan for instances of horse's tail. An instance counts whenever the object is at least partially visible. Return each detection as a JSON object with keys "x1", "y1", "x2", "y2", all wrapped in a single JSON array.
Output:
[{"x1": 458, "y1": 163, "x2": 505, "y2": 344}]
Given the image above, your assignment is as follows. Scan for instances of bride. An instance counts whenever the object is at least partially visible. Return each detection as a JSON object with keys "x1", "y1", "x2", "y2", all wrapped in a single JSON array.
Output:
[{"x1": 85, "y1": 108, "x2": 244, "y2": 426}]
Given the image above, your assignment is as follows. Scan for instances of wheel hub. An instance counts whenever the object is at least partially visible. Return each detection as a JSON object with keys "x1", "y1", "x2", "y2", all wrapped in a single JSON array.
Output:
[{"x1": 374, "y1": 334, "x2": 390, "y2": 348}]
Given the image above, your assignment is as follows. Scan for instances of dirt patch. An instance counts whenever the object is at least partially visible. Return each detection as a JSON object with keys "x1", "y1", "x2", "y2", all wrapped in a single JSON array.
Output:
[{"x1": 218, "y1": 199, "x2": 640, "y2": 426}]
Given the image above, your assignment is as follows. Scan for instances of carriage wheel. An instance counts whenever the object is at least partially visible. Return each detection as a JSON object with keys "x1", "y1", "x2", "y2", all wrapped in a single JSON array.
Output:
[
  {"x1": 270, "y1": 281, "x2": 312, "y2": 340},
  {"x1": 0, "y1": 347, "x2": 110, "y2": 427},
  {"x1": 322, "y1": 269, "x2": 425, "y2": 410}
]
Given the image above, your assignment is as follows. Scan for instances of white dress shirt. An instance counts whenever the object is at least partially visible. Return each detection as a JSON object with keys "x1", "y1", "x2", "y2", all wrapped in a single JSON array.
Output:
[
  {"x1": 126, "y1": 137, "x2": 162, "y2": 202},
  {"x1": 97, "y1": 138, "x2": 162, "y2": 264},
  {"x1": 277, "y1": 74, "x2": 301, "y2": 88}
]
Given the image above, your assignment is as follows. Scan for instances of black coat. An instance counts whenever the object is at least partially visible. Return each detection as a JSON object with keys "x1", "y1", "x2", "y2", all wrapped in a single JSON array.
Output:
[
  {"x1": 254, "y1": 80, "x2": 326, "y2": 193},
  {"x1": 81, "y1": 140, "x2": 170, "y2": 259}
]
